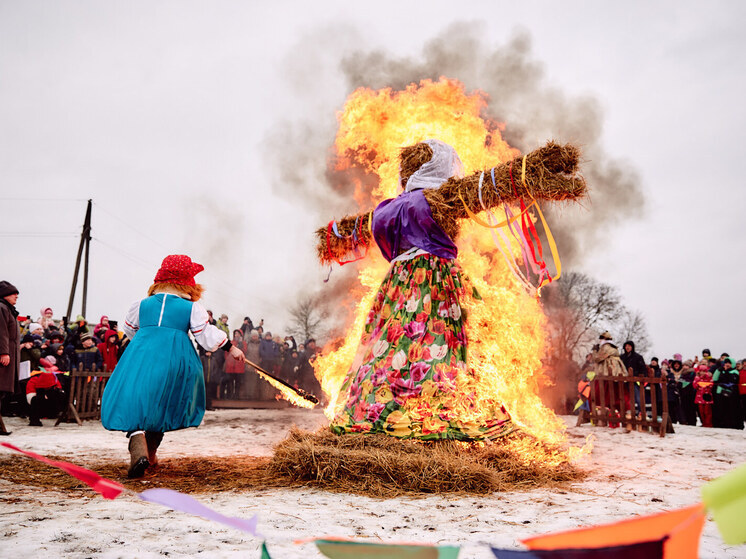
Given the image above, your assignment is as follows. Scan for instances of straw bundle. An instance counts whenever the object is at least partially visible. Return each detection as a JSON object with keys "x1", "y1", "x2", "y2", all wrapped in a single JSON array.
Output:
[
  {"x1": 424, "y1": 141, "x2": 586, "y2": 240},
  {"x1": 315, "y1": 210, "x2": 372, "y2": 265},
  {"x1": 316, "y1": 141, "x2": 585, "y2": 264},
  {"x1": 267, "y1": 427, "x2": 582, "y2": 497}
]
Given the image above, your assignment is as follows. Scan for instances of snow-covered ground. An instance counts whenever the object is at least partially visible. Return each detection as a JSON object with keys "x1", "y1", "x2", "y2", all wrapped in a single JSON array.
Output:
[{"x1": 1, "y1": 409, "x2": 744, "y2": 558}]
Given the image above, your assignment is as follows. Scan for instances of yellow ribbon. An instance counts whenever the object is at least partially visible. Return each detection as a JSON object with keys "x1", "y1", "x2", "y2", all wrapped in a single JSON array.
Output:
[{"x1": 459, "y1": 190, "x2": 535, "y2": 229}]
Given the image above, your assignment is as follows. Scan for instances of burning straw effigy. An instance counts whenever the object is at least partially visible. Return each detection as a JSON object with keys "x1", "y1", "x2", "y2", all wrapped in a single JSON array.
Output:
[{"x1": 273, "y1": 138, "x2": 589, "y2": 494}]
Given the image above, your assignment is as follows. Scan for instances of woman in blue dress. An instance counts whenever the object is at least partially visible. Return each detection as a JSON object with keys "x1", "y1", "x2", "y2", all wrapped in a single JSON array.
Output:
[{"x1": 102, "y1": 255, "x2": 244, "y2": 478}]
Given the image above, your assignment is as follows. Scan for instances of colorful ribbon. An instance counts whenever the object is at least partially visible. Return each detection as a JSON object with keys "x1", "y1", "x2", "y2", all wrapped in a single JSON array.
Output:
[
  {"x1": 139, "y1": 488, "x2": 261, "y2": 536},
  {"x1": 326, "y1": 215, "x2": 370, "y2": 266},
  {"x1": 461, "y1": 155, "x2": 562, "y2": 297},
  {"x1": 1, "y1": 441, "x2": 124, "y2": 499}
]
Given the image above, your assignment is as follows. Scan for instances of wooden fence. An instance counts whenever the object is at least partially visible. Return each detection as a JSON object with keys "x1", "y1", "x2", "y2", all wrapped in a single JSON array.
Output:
[
  {"x1": 577, "y1": 373, "x2": 674, "y2": 437},
  {"x1": 55, "y1": 365, "x2": 112, "y2": 426}
]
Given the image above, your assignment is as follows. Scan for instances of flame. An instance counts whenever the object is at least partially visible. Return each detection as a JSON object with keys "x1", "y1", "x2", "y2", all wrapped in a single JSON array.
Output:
[{"x1": 315, "y1": 77, "x2": 586, "y2": 451}]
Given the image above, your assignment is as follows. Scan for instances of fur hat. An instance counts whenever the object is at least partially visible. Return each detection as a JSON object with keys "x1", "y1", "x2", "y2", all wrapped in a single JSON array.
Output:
[
  {"x1": 0, "y1": 281, "x2": 19, "y2": 298},
  {"x1": 599, "y1": 331, "x2": 613, "y2": 341}
]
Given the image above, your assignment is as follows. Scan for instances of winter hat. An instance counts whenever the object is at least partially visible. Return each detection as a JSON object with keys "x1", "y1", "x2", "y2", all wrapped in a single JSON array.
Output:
[
  {"x1": 21, "y1": 333, "x2": 35, "y2": 344},
  {"x1": 0, "y1": 281, "x2": 19, "y2": 298},
  {"x1": 104, "y1": 329, "x2": 118, "y2": 341},
  {"x1": 599, "y1": 331, "x2": 613, "y2": 341},
  {"x1": 76, "y1": 315, "x2": 86, "y2": 323},
  {"x1": 44, "y1": 355, "x2": 57, "y2": 366},
  {"x1": 673, "y1": 353, "x2": 682, "y2": 362},
  {"x1": 154, "y1": 255, "x2": 204, "y2": 286},
  {"x1": 40, "y1": 307, "x2": 53, "y2": 316},
  {"x1": 49, "y1": 332, "x2": 64, "y2": 342},
  {"x1": 28, "y1": 323, "x2": 43, "y2": 333},
  {"x1": 80, "y1": 333, "x2": 92, "y2": 342}
]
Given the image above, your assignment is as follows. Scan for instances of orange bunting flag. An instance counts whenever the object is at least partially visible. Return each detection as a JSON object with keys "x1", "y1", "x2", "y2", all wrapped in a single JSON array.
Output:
[{"x1": 521, "y1": 503, "x2": 706, "y2": 559}]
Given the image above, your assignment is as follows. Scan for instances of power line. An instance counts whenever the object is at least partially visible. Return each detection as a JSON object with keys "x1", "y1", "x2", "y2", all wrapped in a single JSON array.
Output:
[
  {"x1": 0, "y1": 198, "x2": 88, "y2": 202},
  {"x1": 92, "y1": 201, "x2": 286, "y2": 313},
  {"x1": 0, "y1": 232, "x2": 79, "y2": 237}
]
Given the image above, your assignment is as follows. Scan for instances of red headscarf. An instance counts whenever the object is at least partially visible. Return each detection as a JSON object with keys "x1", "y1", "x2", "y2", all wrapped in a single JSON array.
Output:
[{"x1": 154, "y1": 255, "x2": 205, "y2": 286}]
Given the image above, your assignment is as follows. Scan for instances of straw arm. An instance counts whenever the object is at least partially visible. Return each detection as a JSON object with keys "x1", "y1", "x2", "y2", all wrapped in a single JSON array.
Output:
[
  {"x1": 315, "y1": 210, "x2": 373, "y2": 266},
  {"x1": 423, "y1": 141, "x2": 586, "y2": 239}
]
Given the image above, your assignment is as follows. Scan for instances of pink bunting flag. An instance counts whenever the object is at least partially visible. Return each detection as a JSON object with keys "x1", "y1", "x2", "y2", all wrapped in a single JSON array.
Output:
[
  {"x1": 1, "y1": 441, "x2": 125, "y2": 499},
  {"x1": 138, "y1": 488, "x2": 261, "y2": 536}
]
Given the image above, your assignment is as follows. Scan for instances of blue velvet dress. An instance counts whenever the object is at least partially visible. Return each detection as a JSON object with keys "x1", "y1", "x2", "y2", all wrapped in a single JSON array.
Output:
[{"x1": 102, "y1": 294, "x2": 206, "y2": 433}]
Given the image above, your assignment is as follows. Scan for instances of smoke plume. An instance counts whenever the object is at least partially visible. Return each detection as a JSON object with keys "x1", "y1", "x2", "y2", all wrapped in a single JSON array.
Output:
[{"x1": 264, "y1": 23, "x2": 645, "y2": 329}]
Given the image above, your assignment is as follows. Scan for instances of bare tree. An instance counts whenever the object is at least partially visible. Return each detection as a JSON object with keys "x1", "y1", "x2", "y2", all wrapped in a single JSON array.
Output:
[
  {"x1": 613, "y1": 306, "x2": 652, "y2": 355},
  {"x1": 540, "y1": 271, "x2": 653, "y2": 412},
  {"x1": 287, "y1": 295, "x2": 328, "y2": 343},
  {"x1": 542, "y1": 271, "x2": 625, "y2": 362}
]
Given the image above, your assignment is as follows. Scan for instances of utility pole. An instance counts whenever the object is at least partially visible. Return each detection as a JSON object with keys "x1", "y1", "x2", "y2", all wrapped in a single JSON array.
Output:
[{"x1": 66, "y1": 199, "x2": 92, "y2": 321}]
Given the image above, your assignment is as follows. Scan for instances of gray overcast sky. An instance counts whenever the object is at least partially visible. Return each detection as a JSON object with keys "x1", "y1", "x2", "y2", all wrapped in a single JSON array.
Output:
[{"x1": 1, "y1": 1, "x2": 744, "y2": 360}]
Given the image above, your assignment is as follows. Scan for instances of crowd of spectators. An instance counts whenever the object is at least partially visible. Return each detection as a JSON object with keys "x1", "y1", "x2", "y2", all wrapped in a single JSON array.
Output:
[
  {"x1": 196, "y1": 312, "x2": 322, "y2": 408},
  {"x1": 580, "y1": 340, "x2": 746, "y2": 431}
]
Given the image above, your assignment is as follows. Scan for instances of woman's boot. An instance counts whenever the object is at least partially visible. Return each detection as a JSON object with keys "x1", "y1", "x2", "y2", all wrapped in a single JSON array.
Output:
[
  {"x1": 145, "y1": 431, "x2": 164, "y2": 467},
  {"x1": 128, "y1": 433, "x2": 149, "y2": 478}
]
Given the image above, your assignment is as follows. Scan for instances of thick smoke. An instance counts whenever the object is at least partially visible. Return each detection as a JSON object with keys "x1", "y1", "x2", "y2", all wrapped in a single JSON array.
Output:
[
  {"x1": 339, "y1": 23, "x2": 645, "y2": 264},
  {"x1": 264, "y1": 23, "x2": 645, "y2": 332}
]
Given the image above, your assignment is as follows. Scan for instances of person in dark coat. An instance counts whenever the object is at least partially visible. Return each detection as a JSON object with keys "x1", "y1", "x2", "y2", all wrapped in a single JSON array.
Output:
[
  {"x1": 676, "y1": 360, "x2": 698, "y2": 425},
  {"x1": 73, "y1": 333, "x2": 103, "y2": 372},
  {"x1": 621, "y1": 340, "x2": 647, "y2": 416},
  {"x1": 0, "y1": 281, "x2": 21, "y2": 435},
  {"x1": 712, "y1": 357, "x2": 743, "y2": 430}
]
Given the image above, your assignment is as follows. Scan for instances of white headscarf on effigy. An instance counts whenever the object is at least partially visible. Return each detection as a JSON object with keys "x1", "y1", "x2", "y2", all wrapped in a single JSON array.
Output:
[{"x1": 402, "y1": 139, "x2": 464, "y2": 192}]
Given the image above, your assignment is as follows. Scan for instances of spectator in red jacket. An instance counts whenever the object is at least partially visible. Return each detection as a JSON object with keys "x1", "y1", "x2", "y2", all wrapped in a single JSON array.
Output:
[
  {"x1": 26, "y1": 361, "x2": 66, "y2": 426},
  {"x1": 97, "y1": 329, "x2": 119, "y2": 373}
]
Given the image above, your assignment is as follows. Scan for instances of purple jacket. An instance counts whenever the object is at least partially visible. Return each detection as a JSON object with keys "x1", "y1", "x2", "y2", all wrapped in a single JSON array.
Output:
[{"x1": 372, "y1": 190, "x2": 457, "y2": 262}]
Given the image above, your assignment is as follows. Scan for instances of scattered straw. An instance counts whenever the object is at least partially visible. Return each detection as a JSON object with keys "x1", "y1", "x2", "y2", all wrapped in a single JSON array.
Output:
[{"x1": 1, "y1": 428, "x2": 582, "y2": 498}]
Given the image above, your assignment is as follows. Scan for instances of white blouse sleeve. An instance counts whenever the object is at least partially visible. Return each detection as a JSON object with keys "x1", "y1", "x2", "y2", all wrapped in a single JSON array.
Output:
[
  {"x1": 123, "y1": 300, "x2": 141, "y2": 339},
  {"x1": 190, "y1": 302, "x2": 228, "y2": 352}
]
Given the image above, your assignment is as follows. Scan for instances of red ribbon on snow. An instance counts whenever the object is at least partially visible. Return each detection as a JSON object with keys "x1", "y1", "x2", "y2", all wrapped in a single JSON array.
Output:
[{"x1": 1, "y1": 441, "x2": 125, "y2": 499}]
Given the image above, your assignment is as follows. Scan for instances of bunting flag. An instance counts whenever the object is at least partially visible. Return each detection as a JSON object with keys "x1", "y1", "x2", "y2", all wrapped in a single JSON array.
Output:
[
  {"x1": 313, "y1": 538, "x2": 460, "y2": 559},
  {"x1": 1, "y1": 441, "x2": 125, "y2": 499},
  {"x1": 521, "y1": 504, "x2": 705, "y2": 559},
  {"x1": 138, "y1": 488, "x2": 261, "y2": 536},
  {"x1": 491, "y1": 538, "x2": 665, "y2": 558},
  {"x1": 701, "y1": 462, "x2": 746, "y2": 545}
]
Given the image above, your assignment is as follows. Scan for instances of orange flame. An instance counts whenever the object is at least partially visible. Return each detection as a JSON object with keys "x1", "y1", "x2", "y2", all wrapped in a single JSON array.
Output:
[{"x1": 315, "y1": 77, "x2": 585, "y2": 451}]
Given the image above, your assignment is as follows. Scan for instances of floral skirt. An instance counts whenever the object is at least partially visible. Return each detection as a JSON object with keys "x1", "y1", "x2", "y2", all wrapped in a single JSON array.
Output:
[{"x1": 331, "y1": 254, "x2": 513, "y2": 441}]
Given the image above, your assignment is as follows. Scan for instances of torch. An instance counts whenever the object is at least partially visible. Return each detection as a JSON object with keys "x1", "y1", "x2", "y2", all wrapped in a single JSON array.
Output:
[{"x1": 243, "y1": 358, "x2": 319, "y2": 409}]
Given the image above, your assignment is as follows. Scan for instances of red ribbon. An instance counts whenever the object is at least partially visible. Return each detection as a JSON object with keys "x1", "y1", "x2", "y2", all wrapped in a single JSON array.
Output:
[{"x1": 1, "y1": 441, "x2": 125, "y2": 499}]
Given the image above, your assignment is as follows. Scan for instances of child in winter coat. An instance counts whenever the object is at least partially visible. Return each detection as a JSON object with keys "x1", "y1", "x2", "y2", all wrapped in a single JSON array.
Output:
[{"x1": 693, "y1": 364, "x2": 714, "y2": 427}]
